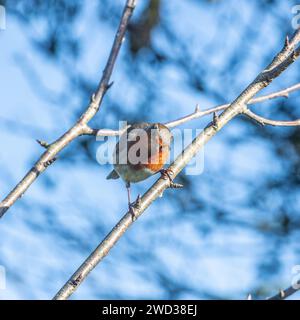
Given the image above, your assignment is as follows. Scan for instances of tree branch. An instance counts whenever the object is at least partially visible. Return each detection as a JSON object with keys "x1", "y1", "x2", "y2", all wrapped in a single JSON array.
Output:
[
  {"x1": 82, "y1": 83, "x2": 300, "y2": 136},
  {"x1": 268, "y1": 285, "x2": 300, "y2": 300},
  {"x1": 165, "y1": 83, "x2": 300, "y2": 128},
  {"x1": 243, "y1": 108, "x2": 300, "y2": 126},
  {"x1": 0, "y1": 0, "x2": 137, "y2": 218},
  {"x1": 53, "y1": 28, "x2": 300, "y2": 300}
]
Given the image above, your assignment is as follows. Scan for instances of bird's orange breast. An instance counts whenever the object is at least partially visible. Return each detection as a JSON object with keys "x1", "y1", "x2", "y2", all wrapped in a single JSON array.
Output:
[{"x1": 144, "y1": 142, "x2": 170, "y2": 172}]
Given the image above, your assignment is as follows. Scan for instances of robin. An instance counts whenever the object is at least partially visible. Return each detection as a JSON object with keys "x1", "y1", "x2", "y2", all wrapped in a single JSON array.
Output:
[{"x1": 106, "y1": 122, "x2": 177, "y2": 218}]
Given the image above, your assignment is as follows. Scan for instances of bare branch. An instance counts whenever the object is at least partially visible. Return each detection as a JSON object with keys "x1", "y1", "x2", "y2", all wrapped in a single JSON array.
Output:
[
  {"x1": 268, "y1": 285, "x2": 300, "y2": 300},
  {"x1": 165, "y1": 83, "x2": 300, "y2": 128},
  {"x1": 0, "y1": 0, "x2": 137, "y2": 218},
  {"x1": 53, "y1": 28, "x2": 300, "y2": 300},
  {"x1": 243, "y1": 109, "x2": 300, "y2": 127},
  {"x1": 82, "y1": 125, "x2": 128, "y2": 137},
  {"x1": 84, "y1": 83, "x2": 300, "y2": 136}
]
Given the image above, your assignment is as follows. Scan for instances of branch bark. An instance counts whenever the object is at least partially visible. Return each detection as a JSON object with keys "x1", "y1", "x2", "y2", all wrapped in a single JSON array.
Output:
[
  {"x1": 243, "y1": 108, "x2": 300, "y2": 126},
  {"x1": 82, "y1": 82, "x2": 300, "y2": 136},
  {"x1": 53, "y1": 29, "x2": 300, "y2": 300},
  {"x1": 0, "y1": 0, "x2": 137, "y2": 218},
  {"x1": 165, "y1": 83, "x2": 300, "y2": 128},
  {"x1": 268, "y1": 285, "x2": 300, "y2": 300}
]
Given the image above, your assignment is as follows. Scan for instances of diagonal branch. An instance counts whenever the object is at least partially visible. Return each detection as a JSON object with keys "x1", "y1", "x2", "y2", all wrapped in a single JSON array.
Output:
[
  {"x1": 0, "y1": 0, "x2": 137, "y2": 218},
  {"x1": 53, "y1": 29, "x2": 300, "y2": 300},
  {"x1": 268, "y1": 285, "x2": 300, "y2": 300}
]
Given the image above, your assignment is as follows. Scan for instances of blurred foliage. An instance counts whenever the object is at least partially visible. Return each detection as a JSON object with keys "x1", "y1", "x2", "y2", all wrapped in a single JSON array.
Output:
[{"x1": 3, "y1": 0, "x2": 300, "y2": 299}]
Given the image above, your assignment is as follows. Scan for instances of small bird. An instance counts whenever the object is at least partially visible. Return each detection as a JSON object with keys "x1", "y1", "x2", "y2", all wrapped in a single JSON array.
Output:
[{"x1": 106, "y1": 122, "x2": 174, "y2": 217}]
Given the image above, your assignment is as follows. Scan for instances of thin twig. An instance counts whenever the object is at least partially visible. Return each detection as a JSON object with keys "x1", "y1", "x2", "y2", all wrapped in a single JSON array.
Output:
[
  {"x1": 0, "y1": 0, "x2": 137, "y2": 218},
  {"x1": 53, "y1": 28, "x2": 300, "y2": 300},
  {"x1": 243, "y1": 109, "x2": 300, "y2": 126},
  {"x1": 83, "y1": 83, "x2": 300, "y2": 136},
  {"x1": 165, "y1": 83, "x2": 300, "y2": 128},
  {"x1": 83, "y1": 126, "x2": 128, "y2": 137}
]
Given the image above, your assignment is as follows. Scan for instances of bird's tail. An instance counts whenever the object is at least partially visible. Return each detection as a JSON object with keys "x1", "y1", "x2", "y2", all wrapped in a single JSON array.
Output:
[{"x1": 106, "y1": 169, "x2": 120, "y2": 180}]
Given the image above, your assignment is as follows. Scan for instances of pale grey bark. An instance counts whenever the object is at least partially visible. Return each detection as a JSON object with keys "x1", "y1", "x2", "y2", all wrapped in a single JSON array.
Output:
[
  {"x1": 84, "y1": 83, "x2": 300, "y2": 136},
  {"x1": 243, "y1": 108, "x2": 300, "y2": 126},
  {"x1": 166, "y1": 83, "x2": 300, "y2": 128}
]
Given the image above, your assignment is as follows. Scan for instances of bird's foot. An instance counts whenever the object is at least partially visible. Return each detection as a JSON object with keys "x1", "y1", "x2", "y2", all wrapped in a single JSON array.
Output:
[
  {"x1": 160, "y1": 168, "x2": 174, "y2": 181},
  {"x1": 160, "y1": 169, "x2": 183, "y2": 189},
  {"x1": 128, "y1": 194, "x2": 142, "y2": 221}
]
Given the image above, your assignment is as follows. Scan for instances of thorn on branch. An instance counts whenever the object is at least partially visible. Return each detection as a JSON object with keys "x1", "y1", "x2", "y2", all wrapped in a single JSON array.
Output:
[
  {"x1": 170, "y1": 182, "x2": 184, "y2": 189},
  {"x1": 106, "y1": 81, "x2": 114, "y2": 91},
  {"x1": 291, "y1": 49, "x2": 300, "y2": 61},
  {"x1": 91, "y1": 93, "x2": 96, "y2": 103},
  {"x1": 36, "y1": 139, "x2": 50, "y2": 149},
  {"x1": 36, "y1": 139, "x2": 57, "y2": 167},
  {"x1": 195, "y1": 104, "x2": 200, "y2": 113},
  {"x1": 285, "y1": 35, "x2": 290, "y2": 48}
]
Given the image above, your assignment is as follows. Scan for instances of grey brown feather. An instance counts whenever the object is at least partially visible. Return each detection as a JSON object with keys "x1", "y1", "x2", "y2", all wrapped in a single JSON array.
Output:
[
  {"x1": 107, "y1": 122, "x2": 172, "y2": 183},
  {"x1": 106, "y1": 169, "x2": 120, "y2": 180}
]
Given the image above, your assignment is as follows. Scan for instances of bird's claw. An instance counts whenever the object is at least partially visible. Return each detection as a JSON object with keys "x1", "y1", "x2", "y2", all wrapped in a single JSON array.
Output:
[
  {"x1": 160, "y1": 168, "x2": 174, "y2": 182},
  {"x1": 128, "y1": 194, "x2": 141, "y2": 221},
  {"x1": 160, "y1": 169, "x2": 183, "y2": 189}
]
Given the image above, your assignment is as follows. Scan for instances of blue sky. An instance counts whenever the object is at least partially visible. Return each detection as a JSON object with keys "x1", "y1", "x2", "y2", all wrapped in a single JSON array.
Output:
[{"x1": 0, "y1": 0, "x2": 300, "y2": 299}]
